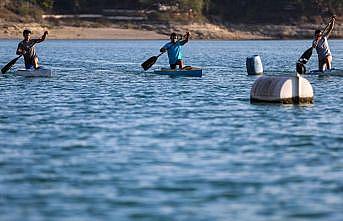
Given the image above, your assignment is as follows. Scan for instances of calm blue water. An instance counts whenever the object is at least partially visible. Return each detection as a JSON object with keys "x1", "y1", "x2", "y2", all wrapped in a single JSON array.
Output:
[{"x1": 0, "y1": 40, "x2": 342, "y2": 221}]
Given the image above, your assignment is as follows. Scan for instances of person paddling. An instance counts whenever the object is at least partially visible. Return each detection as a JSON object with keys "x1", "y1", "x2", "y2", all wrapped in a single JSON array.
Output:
[
  {"x1": 312, "y1": 16, "x2": 335, "y2": 71},
  {"x1": 160, "y1": 32, "x2": 190, "y2": 69},
  {"x1": 16, "y1": 29, "x2": 48, "y2": 69}
]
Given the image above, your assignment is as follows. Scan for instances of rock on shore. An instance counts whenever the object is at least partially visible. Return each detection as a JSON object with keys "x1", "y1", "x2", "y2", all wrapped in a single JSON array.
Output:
[{"x1": 0, "y1": 20, "x2": 342, "y2": 40}]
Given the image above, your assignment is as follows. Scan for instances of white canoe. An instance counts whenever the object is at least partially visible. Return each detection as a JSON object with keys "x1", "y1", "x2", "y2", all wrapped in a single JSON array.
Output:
[
  {"x1": 15, "y1": 68, "x2": 52, "y2": 77},
  {"x1": 308, "y1": 69, "x2": 343, "y2": 77},
  {"x1": 154, "y1": 67, "x2": 202, "y2": 77}
]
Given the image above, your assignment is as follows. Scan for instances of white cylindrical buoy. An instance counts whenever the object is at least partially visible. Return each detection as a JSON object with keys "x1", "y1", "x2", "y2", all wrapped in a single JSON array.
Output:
[
  {"x1": 250, "y1": 75, "x2": 313, "y2": 104},
  {"x1": 246, "y1": 55, "x2": 263, "y2": 75}
]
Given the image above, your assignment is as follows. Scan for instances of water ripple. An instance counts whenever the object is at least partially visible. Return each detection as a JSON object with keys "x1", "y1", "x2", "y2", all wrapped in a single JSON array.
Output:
[{"x1": 0, "y1": 40, "x2": 342, "y2": 221}]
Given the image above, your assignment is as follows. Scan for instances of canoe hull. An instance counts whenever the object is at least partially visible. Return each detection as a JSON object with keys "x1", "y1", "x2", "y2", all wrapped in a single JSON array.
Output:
[
  {"x1": 154, "y1": 67, "x2": 202, "y2": 77},
  {"x1": 15, "y1": 68, "x2": 52, "y2": 77},
  {"x1": 308, "y1": 69, "x2": 343, "y2": 76}
]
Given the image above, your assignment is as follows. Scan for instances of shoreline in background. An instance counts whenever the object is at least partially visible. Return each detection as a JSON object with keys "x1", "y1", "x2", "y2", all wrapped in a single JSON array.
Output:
[{"x1": 0, "y1": 21, "x2": 342, "y2": 40}]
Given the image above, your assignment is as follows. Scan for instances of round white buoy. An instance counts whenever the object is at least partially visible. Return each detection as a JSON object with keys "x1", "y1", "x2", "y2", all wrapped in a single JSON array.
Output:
[
  {"x1": 250, "y1": 75, "x2": 313, "y2": 104},
  {"x1": 246, "y1": 55, "x2": 263, "y2": 75}
]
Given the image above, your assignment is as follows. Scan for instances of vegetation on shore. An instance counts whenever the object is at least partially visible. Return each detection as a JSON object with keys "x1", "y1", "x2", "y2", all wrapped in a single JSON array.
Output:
[
  {"x1": 1, "y1": 0, "x2": 342, "y2": 23},
  {"x1": 0, "y1": 1, "x2": 341, "y2": 39}
]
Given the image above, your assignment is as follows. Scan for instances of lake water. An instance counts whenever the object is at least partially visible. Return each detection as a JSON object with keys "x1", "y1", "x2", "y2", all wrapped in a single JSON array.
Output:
[{"x1": 0, "y1": 40, "x2": 342, "y2": 221}]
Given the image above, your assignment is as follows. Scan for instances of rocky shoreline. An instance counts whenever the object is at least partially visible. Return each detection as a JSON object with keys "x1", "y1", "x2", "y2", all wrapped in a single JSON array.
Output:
[{"x1": 0, "y1": 20, "x2": 342, "y2": 40}]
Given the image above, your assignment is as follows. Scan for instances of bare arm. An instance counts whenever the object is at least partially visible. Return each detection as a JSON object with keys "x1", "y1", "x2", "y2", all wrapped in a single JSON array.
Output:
[
  {"x1": 179, "y1": 32, "x2": 190, "y2": 46},
  {"x1": 34, "y1": 31, "x2": 49, "y2": 44},
  {"x1": 16, "y1": 43, "x2": 24, "y2": 55},
  {"x1": 323, "y1": 16, "x2": 335, "y2": 38}
]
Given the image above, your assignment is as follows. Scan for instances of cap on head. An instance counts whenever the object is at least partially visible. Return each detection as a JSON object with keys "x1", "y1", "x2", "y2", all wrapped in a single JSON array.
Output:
[{"x1": 23, "y1": 29, "x2": 32, "y2": 36}]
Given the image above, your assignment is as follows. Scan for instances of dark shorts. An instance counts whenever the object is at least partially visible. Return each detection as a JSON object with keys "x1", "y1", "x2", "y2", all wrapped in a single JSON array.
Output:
[
  {"x1": 25, "y1": 63, "x2": 34, "y2": 69},
  {"x1": 318, "y1": 54, "x2": 332, "y2": 71},
  {"x1": 318, "y1": 54, "x2": 331, "y2": 61},
  {"x1": 24, "y1": 55, "x2": 38, "y2": 69},
  {"x1": 170, "y1": 59, "x2": 182, "y2": 69}
]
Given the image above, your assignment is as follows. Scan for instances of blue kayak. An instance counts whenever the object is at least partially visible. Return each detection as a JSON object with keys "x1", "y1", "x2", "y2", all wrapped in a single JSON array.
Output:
[{"x1": 154, "y1": 67, "x2": 202, "y2": 77}]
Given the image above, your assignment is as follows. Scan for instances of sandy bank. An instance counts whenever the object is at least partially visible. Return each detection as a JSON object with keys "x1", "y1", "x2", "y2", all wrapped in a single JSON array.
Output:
[
  {"x1": 0, "y1": 21, "x2": 341, "y2": 40},
  {"x1": 0, "y1": 22, "x2": 269, "y2": 40},
  {"x1": 0, "y1": 22, "x2": 166, "y2": 40}
]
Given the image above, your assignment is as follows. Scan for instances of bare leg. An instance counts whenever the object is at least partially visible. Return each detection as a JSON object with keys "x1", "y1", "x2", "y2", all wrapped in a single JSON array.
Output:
[
  {"x1": 318, "y1": 59, "x2": 326, "y2": 72},
  {"x1": 177, "y1": 60, "x2": 184, "y2": 69},
  {"x1": 325, "y1": 55, "x2": 332, "y2": 70},
  {"x1": 33, "y1": 57, "x2": 39, "y2": 69}
]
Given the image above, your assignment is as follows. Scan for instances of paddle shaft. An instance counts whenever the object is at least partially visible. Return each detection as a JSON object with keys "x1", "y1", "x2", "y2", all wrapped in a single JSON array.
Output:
[
  {"x1": 141, "y1": 51, "x2": 165, "y2": 71},
  {"x1": 322, "y1": 17, "x2": 334, "y2": 34},
  {"x1": 156, "y1": 52, "x2": 164, "y2": 58}
]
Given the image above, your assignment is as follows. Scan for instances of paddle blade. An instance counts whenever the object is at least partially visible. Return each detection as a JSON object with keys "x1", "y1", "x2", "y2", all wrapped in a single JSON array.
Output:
[
  {"x1": 1, "y1": 55, "x2": 22, "y2": 74},
  {"x1": 141, "y1": 56, "x2": 157, "y2": 71},
  {"x1": 296, "y1": 62, "x2": 306, "y2": 75},
  {"x1": 298, "y1": 47, "x2": 313, "y2": 64}
]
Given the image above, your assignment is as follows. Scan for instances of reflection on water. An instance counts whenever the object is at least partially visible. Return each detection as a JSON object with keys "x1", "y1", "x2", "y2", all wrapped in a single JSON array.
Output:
[{"x1": 0, "y1": 40, "x2": 342, "y2": 221}]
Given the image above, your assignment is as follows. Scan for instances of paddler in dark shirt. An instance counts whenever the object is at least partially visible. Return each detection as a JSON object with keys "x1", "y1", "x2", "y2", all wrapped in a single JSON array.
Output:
[{"x1": 16, "y1": 29, "x2": 48, "y2": 69}]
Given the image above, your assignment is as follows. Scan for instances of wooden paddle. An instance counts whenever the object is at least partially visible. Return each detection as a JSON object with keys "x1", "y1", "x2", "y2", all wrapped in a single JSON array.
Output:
[
  {"x1": 141, "y1": 52, "x2": 164, "y2": 71},
  {"x1": 1, "y1": 55, "x2": 23, "y2": 74}
]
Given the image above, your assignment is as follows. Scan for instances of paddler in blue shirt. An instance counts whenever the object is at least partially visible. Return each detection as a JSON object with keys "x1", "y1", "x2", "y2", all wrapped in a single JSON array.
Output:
[
  {"x1": 16, "y1": 29, "x2": 48, "y2": 69},
  {"x1": 160, "y1": 32, "x2": 190, "y2": 69},
  {"x1": 312, "y1": 16, "x2": 335, "y2": 71}
]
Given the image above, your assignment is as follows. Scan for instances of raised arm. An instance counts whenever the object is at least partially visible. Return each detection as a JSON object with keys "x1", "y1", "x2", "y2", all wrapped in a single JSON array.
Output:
[
  {"x1": 34, "y1": 31, "x2": 48, "y2": 44},
  {"x1": 323, "y1": 16, "x2": 335, "y2": 38},
  {"x1": 179, "y1": 32, "x2": 190, "y2": 45}
]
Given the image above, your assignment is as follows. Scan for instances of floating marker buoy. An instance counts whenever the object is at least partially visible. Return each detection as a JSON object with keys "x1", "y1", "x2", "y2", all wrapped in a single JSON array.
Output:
[
  {"x1": 246, "y1": 55, "x2": 263, "y2": 75},
  {"x1": 250, "y1": 75, "x2": 313, "y2": 104}
]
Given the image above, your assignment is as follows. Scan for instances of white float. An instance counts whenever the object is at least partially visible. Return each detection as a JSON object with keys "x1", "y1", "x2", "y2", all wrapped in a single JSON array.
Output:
[
  {"x1": 250, "y1": 74, "x2": 313, "y2": 104},
  {"x1": 246, "y1": 55, "x2": 263, "y2": 75}
]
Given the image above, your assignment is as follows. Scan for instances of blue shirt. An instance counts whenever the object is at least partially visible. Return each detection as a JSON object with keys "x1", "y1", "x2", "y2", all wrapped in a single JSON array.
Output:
[{"x1": 162, "y1": 41, "x2": 184, "y2": 65}]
